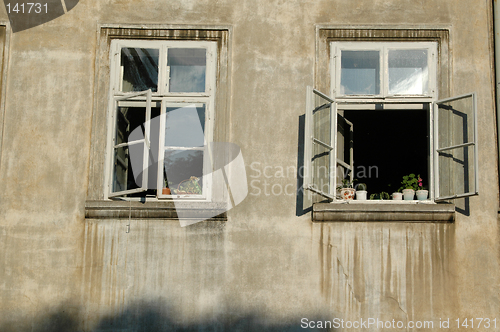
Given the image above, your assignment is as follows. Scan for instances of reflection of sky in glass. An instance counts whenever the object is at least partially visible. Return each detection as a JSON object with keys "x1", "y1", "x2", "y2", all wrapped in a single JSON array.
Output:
[
  {"x1": 341, "y1": 51, "x2": 379, "y2": 95},
  {"x1": 168, "y1": 48, "x2": 206, "y2": 93},
  {"x1": 121, "y1": 48, "x2": 159, "y2": 92},
  {"x1": 389, "y1": 49, "x2": 428, "y2": 95},
  {"x1": 164, "y1": 104, "x2": 205, "y2": 147}
]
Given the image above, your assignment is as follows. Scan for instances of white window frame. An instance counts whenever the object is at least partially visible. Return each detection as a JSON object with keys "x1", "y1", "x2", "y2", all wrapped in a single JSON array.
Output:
[
  {"x1": 434, "y1": 93, "x2": 479, "y2": 201},
  {"x1": 104, "y1": 39, "x2": 217, "y2": 201},
  {"x1": 305, "y1": 42, "x2": 478, "y2": 204},
  {"x1": 304, "y1": 87, "x2": 337, "y2": 200},
  {"x1": 330, "y1": 42, "x2": 437, "y2": 99},
  {"x1": 108, "y1": 90, "x2": 152, "y2": 198}
]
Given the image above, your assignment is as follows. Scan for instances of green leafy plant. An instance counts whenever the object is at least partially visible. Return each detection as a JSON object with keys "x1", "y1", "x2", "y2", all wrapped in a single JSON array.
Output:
[
  {"x1": 356, "y1": 183, "x2": 367, "y2": 191},
  {"x1": 399, "y1": 174, "x2": 420, "y2": 192},
  {"x1": 173, "y1": 176, "x2": 202, "y2": 195},
  {"x1": 369, "y1": 191, "x2": 389, "y2": 200},
  {"x1": 336, "y1": 178, "x2": 357, "y2": 191}
]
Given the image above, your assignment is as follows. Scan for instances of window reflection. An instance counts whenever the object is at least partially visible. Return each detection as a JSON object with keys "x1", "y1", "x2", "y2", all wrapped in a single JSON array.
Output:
[
  {"x1": 388, "y1": 49, "x2": 428, "y2": 95},
  {"x1": 168, "y1": 48, "x2": 206, "y2": 93},
  {"x1": 121, "y1": 48, "x2": 159, "y2": 92},
  {"x1": 163, "y1": 150, "x2": 204, "y2": 194},
  {"x1": 341, "y1": 50, "x2": 380, "y2": 95},
  {"x1": 164, "y1": 104, "x2": 205, "y2": 147}
]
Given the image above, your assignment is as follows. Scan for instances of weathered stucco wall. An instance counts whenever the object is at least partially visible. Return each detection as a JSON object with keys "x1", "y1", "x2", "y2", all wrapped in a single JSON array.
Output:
[{"x1": 0, "y1": 0, "x2": 499, "y2": 331}]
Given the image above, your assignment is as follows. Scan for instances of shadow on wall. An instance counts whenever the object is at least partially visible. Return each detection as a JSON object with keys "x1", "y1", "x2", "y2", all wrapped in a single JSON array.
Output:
[
  {"x1": 0, "y1": 302, "x2": 332, "y2": 332},
  {"x1": 296, "y1": 114, "x2": 312, "y2": 217}
]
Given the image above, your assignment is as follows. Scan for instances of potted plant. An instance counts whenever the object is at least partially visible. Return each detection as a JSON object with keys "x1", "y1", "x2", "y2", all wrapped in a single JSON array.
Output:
[
  {"x1": 416, "y1": 176, "x2": 428, "y2": 200},
  {"x1": 355, "y1": 183, "x2": 367, "y2": 200},
  {"x1": 174, "y1": 176, "x2": 202, "y2": 195},
  {"x1": 162, "y1": 179, "x2": 171, "y2": 195},
  {"x1": 337, "y1": 179, "x2": 356, "y2": 200},
  {"x1": 387, "y1": 183, "x2": 402, "y2": 200},
  {"x1": 392, "y1": 189, "x2": 403, "y2": 200},
  {"x1": 370, "y1": 191, "x2": 390, "y2": 200},
  {"x1": 399, "y1": 173, "x2": 420, "y2": 200}
]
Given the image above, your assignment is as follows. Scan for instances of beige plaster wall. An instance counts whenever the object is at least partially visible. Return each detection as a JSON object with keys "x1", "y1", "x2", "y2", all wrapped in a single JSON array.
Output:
[{"x1": 0, "y1": 0, "x2": 498, "y2": 331}]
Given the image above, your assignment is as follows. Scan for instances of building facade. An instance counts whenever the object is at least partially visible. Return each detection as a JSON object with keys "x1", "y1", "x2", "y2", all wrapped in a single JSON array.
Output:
[{"x1": 0, "y1": 0, "x2": 499, "y2": 331}]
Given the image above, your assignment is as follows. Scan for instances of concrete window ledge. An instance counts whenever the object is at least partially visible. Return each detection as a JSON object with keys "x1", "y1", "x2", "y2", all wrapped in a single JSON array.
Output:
[
  {"x1": 85, "y1": 200, "x2": 227, "y2": 220},
  {"x1": 313, "y1": 202, "x2": 455, "y2": 222}
]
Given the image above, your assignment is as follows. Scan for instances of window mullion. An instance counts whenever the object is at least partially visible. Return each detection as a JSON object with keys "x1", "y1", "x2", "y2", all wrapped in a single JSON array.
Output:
[
  {"x1": 159, "y1": 44, "x2": 168, "y2": 95},
  {"x1": 428, "y1": 102, "x2": 435, "y2": 201},
  {"x1": 332, "y1": 45, "x2": 338, "y2": 97},
  {"x1": 331, "y1": 100, "x2": 337, "y2": 199},
  {"x1": 157, "y1": 99, "x2": 167, "y2": 196},
  {"x1": 382, "y1": 46, "x2": 387, "y2": 97},
  {"x1": 111, "y1": 42, "x2": 121, "y2": 93},
  {"x1": 140, "y1": 90, "x2": 152, "y2": 194}
]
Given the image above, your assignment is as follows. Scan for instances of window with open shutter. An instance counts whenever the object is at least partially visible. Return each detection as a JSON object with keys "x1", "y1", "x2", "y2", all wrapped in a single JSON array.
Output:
[
  {"x1": 434, "y1": 93, "x2": 478, "y2": 201},
  {"x1": 109, "y1": 90, "x2": 152, "y2": 197}
]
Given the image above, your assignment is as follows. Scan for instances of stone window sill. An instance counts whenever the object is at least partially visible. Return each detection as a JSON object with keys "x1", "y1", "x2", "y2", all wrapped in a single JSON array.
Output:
[
  {"x1": 85, "y1": 200, "x2": 227, "y2": 220},
  {"x1": 312, "y1": 202, "x2": 455, "y2": 222}
]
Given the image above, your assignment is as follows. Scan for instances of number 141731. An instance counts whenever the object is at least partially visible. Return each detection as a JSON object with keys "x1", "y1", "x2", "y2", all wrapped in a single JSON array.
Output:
[
  {"x1": 456, "y1": 318, "x2": 497, "y2": 329},
  {"x1": 6, "y1": 3, "x2": 48, "y2": 14}
]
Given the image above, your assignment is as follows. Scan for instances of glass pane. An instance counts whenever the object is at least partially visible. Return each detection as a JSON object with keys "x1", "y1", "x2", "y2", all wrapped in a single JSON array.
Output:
[
  {"x1": 164, "y1": 103, "x2": 206, "y2": 147},
  {"x1": 389, "y1": 49, "x2": 428, "y2": 95},
  {"x1": 311, "y1": 92, "x2": 331, "y2": 194},
  {"x1": 115, "y1": 104, "x2": 146, "y2": 145},
  {"x1": 120, "y1": 48, "x2": 159, "y2": 92},
  {"x1": 312, "y1": 94, "x2": 331, "y2": 146},
  {"x1": 312, "y1": 143, "x2": 330, "y2": 195},
  {"x1": 437, "y1": 96, "x2": 475, "y2": 148},
  {"x1": 163, "y1": 150, "x2": 204, "y2": 195},
  {"x1": 147, "y1": 107, "x2": 162, "y2": 189},
  {"x1": 337, "y1": 114, "x2": 353, "y2": 184},
  {"x1": 438, "y1": 146, "x2": 476, "y2": 197},
  {"x1": 112, "y1": 144, "x2": 144, "y2": 193},
  {"x1": 168, "y1": 48, "x2": 206, "y2": 93},
  {"x1": 341, "y1": 50, "x2": 380, "y2": 95}
]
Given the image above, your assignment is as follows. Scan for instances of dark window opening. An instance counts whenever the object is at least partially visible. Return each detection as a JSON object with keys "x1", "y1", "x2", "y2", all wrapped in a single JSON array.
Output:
[{"x1": 343, "y1": 108, "x2": 429, "y2": 196}]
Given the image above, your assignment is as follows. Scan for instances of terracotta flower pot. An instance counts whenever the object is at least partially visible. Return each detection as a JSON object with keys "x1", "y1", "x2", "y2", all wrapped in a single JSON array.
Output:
[{"x1": 162, "y1": 188, "x2": 171, "y2": 195}]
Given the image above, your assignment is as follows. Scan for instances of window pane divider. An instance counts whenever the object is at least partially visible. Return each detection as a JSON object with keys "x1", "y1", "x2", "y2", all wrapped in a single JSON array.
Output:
[
  {"x1": 435, "y1": 192, "x2": 479, "y2": 202},
  {"x1": 164, "y1": 146, "x2": 205, "y2": 151},
  {"x1": 437, "y1": 142, "x2": 475, "y2": 153},
  {"x1": 313, "y1": 89, "x2": 334, "y2": 103},
  {"x1": 308, "y1": 186, "x2": 335, "y2": 200},
  {"x1": 337, "y1": 159, "x2": 352, "y2": 171},
  {"x1": 115, "y1": 90, "x2": 152, "y2": 100},
  {"x1": 114, "y1": 140, "x2": 144, "y2": 149},
  {"x1": 313, "y1": 138, "x2": 333, "y2": 150},
  {"x1": 337, "y1": 98, "x2": 434, "y2": 104}
]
